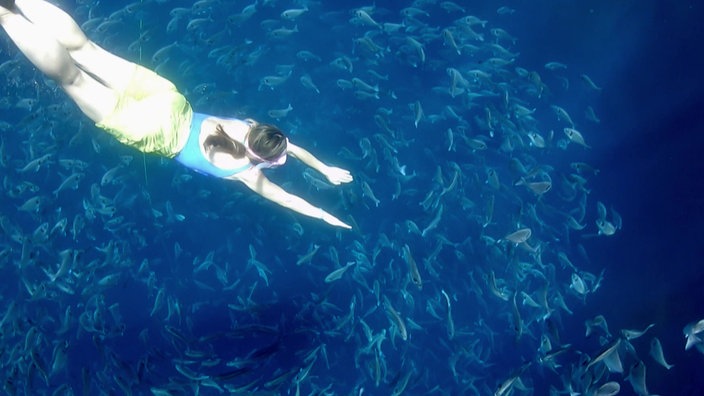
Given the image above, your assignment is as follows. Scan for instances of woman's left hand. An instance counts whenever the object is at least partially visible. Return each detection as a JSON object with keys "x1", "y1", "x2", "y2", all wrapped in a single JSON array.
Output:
[{"x1": 323, "y1": 166, "x2": 353, "y2": 185}]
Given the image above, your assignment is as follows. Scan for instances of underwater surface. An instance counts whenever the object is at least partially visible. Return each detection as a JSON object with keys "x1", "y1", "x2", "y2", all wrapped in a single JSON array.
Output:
[{"x1": 0, "y1": 0, "x2": 703, "y2": 395}]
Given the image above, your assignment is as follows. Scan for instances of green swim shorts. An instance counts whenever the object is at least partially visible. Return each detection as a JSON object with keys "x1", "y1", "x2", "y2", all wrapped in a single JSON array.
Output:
[{"x1": 96, "y1": 63, "x2": 192, "y2": 158}]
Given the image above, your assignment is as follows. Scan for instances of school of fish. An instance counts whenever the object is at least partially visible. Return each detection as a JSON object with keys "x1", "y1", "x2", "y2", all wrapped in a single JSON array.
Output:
[{"x1": 0, "y1": 0, "x2": 690, "y2": 395}]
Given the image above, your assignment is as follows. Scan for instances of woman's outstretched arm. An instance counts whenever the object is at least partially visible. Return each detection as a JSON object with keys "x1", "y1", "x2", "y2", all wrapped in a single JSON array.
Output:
[
  {"x1": 232, "y1": 169, "x2": 351, "y2": 229},
  {"x1": 287, "y1": 142, "x2": 353, "y2": 185}
]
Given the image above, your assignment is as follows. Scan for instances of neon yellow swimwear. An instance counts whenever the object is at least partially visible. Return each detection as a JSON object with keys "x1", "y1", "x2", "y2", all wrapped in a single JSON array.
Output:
[{"x1": 95, "y1": 63, "x2": 192, "y2": 158}]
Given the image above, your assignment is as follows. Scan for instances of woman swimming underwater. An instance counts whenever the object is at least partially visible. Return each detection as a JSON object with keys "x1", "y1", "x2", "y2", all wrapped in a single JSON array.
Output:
[{"x1": 0, "y1": 0, "x2": 353, "y2": 228}]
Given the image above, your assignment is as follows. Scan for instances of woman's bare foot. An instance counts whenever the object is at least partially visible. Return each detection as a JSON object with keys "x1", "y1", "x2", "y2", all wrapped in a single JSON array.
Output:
[
  {"x1": 0, "y1": 0, "x2": 16, "y2": 18},
  {"x1": 0, "y1": 0, "x2": 15, "y2": 10}
]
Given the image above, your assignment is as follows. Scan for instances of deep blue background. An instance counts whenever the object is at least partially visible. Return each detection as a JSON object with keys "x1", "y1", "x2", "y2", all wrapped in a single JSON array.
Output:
[{"x1": 542, "y1": 0, "x2": 704, "y2": 392}]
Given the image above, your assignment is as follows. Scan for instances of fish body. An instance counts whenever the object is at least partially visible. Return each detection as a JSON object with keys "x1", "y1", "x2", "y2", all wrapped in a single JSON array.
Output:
[
  {"x1": 354, "y1": 9, "x2": 381, "y2": 29},
  {"x1": 596, "y1": 219, "x2": 617, "y2": 236},
  {"x1": 551, "y1": 105, "x2": 575, "y2": 126},
  {"x1": 495, "y1": 363, "x2": 530, "y2": 396},
  {"x1": 18, "y1": 195, "x2": 44, "y2": 214},
  {"x1": 621, "y1": 323, "x2": 654, "y2": 340},
  {"x1": 442, "y1": 29, "x2": 461, "y2": 54},
  {"x1": 259, "y1": 73, "x2": 291, "y2": 90},
  {"x1": 570, "y1": 273, "x2": 588, "y2": 296},
  {"x1": 586, "y1": 339, "x2": 623, "y2": 373},
  {"x1": 299, "y1": 75, "x2": 320, "y2": 93},
  {"x1": 101, "y1": 164, "x2": 124, "y2": 186},
  {"x1": 267, "y1": 104, "x2": 293, "y2": 119},
  {"x1": 564, "y1": 128, "x2": 590, "y2": 148},
  {"x1": 527, "y1": 132, "x2": 546, "y2": 148},
  {"x1": 486, "y1": 168, "x2": 500, "y2": 189},
  {"x1": 684, "y1": 319, "x2": 704, "y2": 350},
  {"x1": 649, "y1": 337, "x2": 673, "y2": 369},
  {"x1": 383, "y1": 297, "x2": 407, "y2": 341},
  {"x1": 515, "y1": 178, "x2": 552, "y2": 195},
  {"x1": 626, "y1": 361, "x2": 649, "y2": 396},
  {"x1": 296, "y1": 50, "x2": 321, "y2": 62},
  {"x1": 269, "y1": 25, "x2": 298, "y2": 39},
  {"x1": 504, "y1": 228, "x2": 531, "y2": 244},
  {"x1": 402, "y1": 244, "x2": 422, "y2": 290},
  {"x1": 511, "y1": 292, "x2": 523, "y2": 341},
  {"x1": 296, "y1": 244, "x2": 320, "y2": 266},
  {"x1": 17, "y1": 153, "x2": 52, "y2": 173},
  {"x1": 594, "y1": 381, "x2": 620, "y2": 396},
  {"x1": 411, "y1": 100, "x2": 423, "y2": 127},
  {"x1": 580, "y1": 73, "x2": 603, "y2": 91},
  {"x1": 585, "y1": 315, "x2": 611, "y2": 337},
  {"x1": 544, "y1": 61, "x2": 567, "y2": 70},
  {"x1": 324, "y1": 261, "x2": 355, "y2": 283},
  {"x1": 281, "y1": 7, "x2": 308, "y2": 20},
  {"x1": 361, "y1": 181, "x2": 380, "y2": 207},
  {"x1": 53, "y1": 172, "x2": 84, "y2": 196}
]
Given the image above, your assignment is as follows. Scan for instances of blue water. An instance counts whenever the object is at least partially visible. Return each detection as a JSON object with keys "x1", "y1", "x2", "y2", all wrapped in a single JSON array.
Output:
[{"x1": 0, "y1": 0, "x2": 702, "y2": 395}]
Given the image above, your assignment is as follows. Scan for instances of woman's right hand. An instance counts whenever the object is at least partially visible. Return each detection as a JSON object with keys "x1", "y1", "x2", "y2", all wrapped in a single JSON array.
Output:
[{"x1": 322, "y1": 166, "x2": 353, "y2": 185}]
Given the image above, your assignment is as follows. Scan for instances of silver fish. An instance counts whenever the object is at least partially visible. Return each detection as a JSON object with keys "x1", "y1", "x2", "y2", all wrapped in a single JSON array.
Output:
[
  {"x1": 17, "y1": 153, "x2": 52, "y2": 173},
  {"x1": 626, "y1": 361, "x2": 649, "y2": 396},
  {"x1": 411, "y1": 100, "x2": 424, "y2": 127},
  {"x1": 551, "y1": 105, "x2": 575, "y2": 126},
  {"x1": 586, "y1": 338, "x2": 623, "y2": 373},
  {"x1": 296, "y1": 244, "x2": 320, "y2": 266},
  {"x1": 324, "y1": 261, "x2": 355, "y2": 283},
  {"x1": 18, "y1": 195, "x2": 44, "y2": 214},
  {"x1": 621, "y1": 323, "x2": 655, "y2": 340},
  {"x1": 267, "y1": 104, "x2": 293, "y2": 120},
  {"x1": 585, "y1": 315, "x2": 611, "y2": 337},
  {"x1": 299, "y1": 74, "x2": 320, "y2": 93},
  {"x1": 258, "y1": 73, "x2": 291, "y2": 90},
  {"x1": 570, "y1": 273, "x2": 588, "y2": 296},
  {"x1": 383, "y1": 297, "x2": 408, "y2": 341},
  {"x1": 684, "y1": 318, "x2": 704, "y2": 350},
  {"x1": 421, "y1": 204, "x2": 443, "y2": 237},
  {"x1": 495, "y1": 363, "x2": 530, "y2": 396},
  {"x1": 503, "y1": 228, "x2": 531, "y2": 244},
  {"x1": 594, "y1": 381, "x2": 620, "y2": 396},
  {"x1": 402, "y1": 244, "x2": 422, "y2": 290},
  {"x1": 580, "y1": 73, "x2": 603, "y2": 91},
  {"x1": 268, "y1": 25, "x2": 298, "y2": 39},
  {"x1": 564, "y1": 127, "x2": 591, "y2": 148},
  {"x1": 361, "y1": 180, "x2": 380, "y2": 207},
  {"x1": 280, "y1": 7, "x2": 308, "y2": 21},
  {"x1": 53, "y1": 172, "x2": 84, "y2": 197},
  {"x1": 649, "y1": 337, "x2": 674, "y2": 369},
  {"x1": 353, "y1": 9, "x2": 381, "y2": 29},
  {"x1": 440, "y1": 289, "x2": 455, "y2": 339}
]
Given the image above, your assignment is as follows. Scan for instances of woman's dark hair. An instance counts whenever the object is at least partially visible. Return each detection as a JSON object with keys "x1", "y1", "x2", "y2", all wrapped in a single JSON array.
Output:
[
  {"x1": 202, "y1": 121, "x2": 286, "y2": 163},
  {"x1": 247, "y1": 123, "x2": 287, "y2": 160},
  {"x1": 203, "y1": 124, "x2": 246, "y2": 160}
]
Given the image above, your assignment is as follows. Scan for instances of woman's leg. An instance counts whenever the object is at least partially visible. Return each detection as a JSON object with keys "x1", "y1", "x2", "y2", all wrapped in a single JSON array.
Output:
[
  {"x1": 14, "y1": 0, "x2": 137, "y2": 93},
  {"x1": 0, "y1": 6, "x2": 116, "y2": 122}
]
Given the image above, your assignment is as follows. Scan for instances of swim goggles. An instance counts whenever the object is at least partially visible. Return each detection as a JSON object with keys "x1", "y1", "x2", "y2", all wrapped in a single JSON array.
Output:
[{"x1": 245, "y1": 137, "x2": 289, "y2": 170}]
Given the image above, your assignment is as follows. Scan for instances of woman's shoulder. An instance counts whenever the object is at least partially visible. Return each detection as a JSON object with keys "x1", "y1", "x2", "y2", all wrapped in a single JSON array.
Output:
[
  {"x1": 210, "y1": 151, "x2": 250, "y2": 170},
  {"x1": 202, "y1": 116, "x2": 249, "y2": 141}
]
